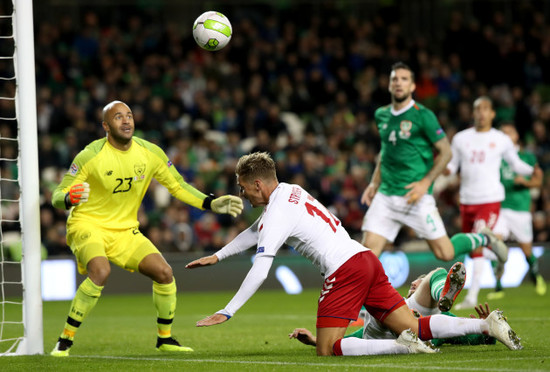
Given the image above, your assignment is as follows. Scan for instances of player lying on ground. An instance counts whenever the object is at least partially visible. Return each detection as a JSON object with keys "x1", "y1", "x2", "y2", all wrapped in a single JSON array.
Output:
[
  {"x1": 50, "y1": 100, "x2": 243, "y2": 357},
  {"x1": 186, "y1": 152, "x2": 522, "y2": 356},
  {"x1": 290, "y1": 263, "x2": 496, "y2": 349}
]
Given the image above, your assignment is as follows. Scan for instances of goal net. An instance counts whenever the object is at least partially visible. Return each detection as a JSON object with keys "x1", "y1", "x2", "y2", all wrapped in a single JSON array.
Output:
[{"x1": 0, "y1": 0, "x2": 43, "y2": 356}]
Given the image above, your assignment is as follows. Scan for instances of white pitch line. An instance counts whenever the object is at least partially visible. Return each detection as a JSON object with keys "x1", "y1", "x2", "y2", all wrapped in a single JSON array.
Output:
[{"x1": 72, "y1": 355, "x2": 547, "y2": 371}]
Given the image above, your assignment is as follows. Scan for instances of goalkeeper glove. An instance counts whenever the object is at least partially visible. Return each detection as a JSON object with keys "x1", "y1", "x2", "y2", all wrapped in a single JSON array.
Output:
[
  {"x1": 64, "y1": 182, "x2": 90, "y2": 209},
  {"x1": 205, "y1": 195, "x2": 244, "y2": 217}
]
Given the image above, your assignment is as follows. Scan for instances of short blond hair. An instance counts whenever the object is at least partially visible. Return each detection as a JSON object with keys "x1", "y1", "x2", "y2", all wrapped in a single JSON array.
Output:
[{"x1": 236, "y1": 152, "x2": 277, "y2": 183}]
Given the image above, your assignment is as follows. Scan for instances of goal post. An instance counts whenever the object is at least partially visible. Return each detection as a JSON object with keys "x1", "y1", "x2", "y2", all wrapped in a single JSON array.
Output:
[{"x1": 13, "y1": 0, "x2": 43, "y2": 355}]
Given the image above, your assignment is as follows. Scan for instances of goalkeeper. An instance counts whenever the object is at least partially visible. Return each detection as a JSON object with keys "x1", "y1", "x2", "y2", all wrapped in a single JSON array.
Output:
[{"x1": 50, "y1": 100, "x2": 243, "y2": 357}]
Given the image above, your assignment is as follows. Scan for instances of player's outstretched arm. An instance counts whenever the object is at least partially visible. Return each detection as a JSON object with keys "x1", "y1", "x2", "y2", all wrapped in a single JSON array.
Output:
[
  {"x1": 289, "y1": 328, "x2": 317, "y2": 346},
  {"x1": 196, "y1": 313, "x2": 230, "y2": 327},
  {"x1": 470, "y1": 302, "x2": 491, "y2": 319},
  {"x1": 210, "y1": 195, "x2": 244, "y2": 217},
  {"x1": 185, "y1": 255, "x2": 219, "y2": 269}
]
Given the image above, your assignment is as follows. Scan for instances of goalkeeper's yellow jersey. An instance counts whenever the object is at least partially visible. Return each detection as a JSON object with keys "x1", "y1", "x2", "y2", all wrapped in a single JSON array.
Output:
[{"x1": 52, "y1": 137, "x2": 208, "y2": 230}]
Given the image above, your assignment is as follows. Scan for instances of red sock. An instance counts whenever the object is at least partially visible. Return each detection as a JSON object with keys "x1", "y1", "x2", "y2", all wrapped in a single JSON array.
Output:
[
  {"x1": 470, "y1": 250, "x2": 483, "y2": 258},
  {"x1": 333, "y1": 338, "x2": 343, "y2": 356},
  {"x1": 418, "y1": 316, "x2": 433, "y2": 341}
]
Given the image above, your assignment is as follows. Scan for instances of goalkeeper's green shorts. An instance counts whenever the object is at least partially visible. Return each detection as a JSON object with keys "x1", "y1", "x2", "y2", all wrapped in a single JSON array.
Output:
[{"x1": 67, "y1": 222, "x2": 160, "y2": 275}]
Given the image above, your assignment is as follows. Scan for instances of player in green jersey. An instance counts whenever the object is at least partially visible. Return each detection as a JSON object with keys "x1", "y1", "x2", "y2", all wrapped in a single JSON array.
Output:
[
  {"x1": 360, "y1": 62, "x2": 507, "y2": 264},
  {"x1": 50, "y1": 101, "x2": 244, "y2": 357},
  {"x1": 489, "y1": 122, "x2": 546, "y2": 298}
]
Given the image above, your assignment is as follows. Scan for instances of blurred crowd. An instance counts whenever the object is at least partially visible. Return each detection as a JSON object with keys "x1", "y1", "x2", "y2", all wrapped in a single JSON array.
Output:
[{"x1": 1, "y1": 1, "x2": 550, "y2": 256}]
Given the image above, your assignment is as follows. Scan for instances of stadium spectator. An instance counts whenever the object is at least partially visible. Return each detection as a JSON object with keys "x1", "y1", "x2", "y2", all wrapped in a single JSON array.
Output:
[
  {"x1": 49, "y1": 100, "x2": 243, "y2": 356},
  {"x1": 23, "y1": 1, "x2": 550, "y2": 254}
]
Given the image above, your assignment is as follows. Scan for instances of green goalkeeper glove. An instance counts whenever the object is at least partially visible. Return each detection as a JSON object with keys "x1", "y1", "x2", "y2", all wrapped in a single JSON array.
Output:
[
  {"x1": 210, "y1": 195, "x2": 244, "y2": 217},
  {"x1": 64, "y1": 182, "x2": 90, "y2": 209}
]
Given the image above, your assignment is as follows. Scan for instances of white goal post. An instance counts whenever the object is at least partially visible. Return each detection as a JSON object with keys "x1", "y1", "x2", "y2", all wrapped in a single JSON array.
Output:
[{"x1": 11, "y1": 0, "x2": 42, "y2": 355}]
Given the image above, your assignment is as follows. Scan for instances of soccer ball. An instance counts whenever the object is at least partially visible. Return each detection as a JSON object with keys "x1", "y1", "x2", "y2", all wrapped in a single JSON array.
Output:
[{"x1": 192, "y1": 11, "x2": 232, "y2": 51}]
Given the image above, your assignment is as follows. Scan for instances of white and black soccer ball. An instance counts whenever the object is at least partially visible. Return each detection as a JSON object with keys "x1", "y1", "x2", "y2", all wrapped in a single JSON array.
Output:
[{"x1": 192, "y1": 11, "x2": 232, "y2": 51}]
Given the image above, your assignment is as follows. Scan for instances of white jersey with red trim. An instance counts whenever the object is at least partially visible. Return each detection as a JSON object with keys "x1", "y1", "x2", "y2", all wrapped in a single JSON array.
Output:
[
  {"x1": 253, "y1": 182, "x2": 367, "y2": 278},
  {"x1": 447, "y1": 128, "x2": 533, "y2": 205}
]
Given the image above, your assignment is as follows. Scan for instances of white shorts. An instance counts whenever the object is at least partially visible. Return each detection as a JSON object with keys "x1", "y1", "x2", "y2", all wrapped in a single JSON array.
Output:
[
  {"x1": 362, "y1": 193, "x2": 447, "y2": 242},
  {"x1": 492, "y1": 208, "x2": 533, "y2": 244}
]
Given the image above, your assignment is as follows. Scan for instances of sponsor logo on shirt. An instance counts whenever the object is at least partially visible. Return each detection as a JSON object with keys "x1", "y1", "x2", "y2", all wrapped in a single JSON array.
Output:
[
  {"x1": 167, "y1": 160, "x2": 173, "y2": 167},
  {"x1": 256, "y1": 246, "x2": 265, "y2": 253},
  {"x1": 436, "y1": 128, "x2": 444, "y2": 136},
  {"x1": 69, "y1": 163, "x2": 79, "y2": 176}
]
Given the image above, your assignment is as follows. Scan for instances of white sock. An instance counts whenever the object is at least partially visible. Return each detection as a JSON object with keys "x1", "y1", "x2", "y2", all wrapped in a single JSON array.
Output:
[
  {"x1": 428, "y1": 314, "x2": 488, "y2": 338},
  {"x1": 466, "y1": 257, "x2": 485, "y2": 303},
  {"x1": 339, "y1": 337, "x2": 408, "y2": 355},
  {"x1": 407, "y1": 295, "x2": 440, "y2": 316},
  {"x1": 482, "y1": 247, "x2": 498, "y2": 261}
]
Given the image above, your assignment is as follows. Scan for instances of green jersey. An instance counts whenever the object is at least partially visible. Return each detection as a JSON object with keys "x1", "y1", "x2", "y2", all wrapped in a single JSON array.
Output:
[
  {"x1": 375, "y1": 100, "x2": 446, "y2": 196},
  {"x1": 500, "y1": 150, "x2": 537, "y2": 212}
]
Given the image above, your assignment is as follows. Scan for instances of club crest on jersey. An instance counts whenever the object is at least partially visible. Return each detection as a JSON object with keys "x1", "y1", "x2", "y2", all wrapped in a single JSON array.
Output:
[
  {"x1": 69, "y1": 163, "x2": 79, "y2": 176},
  {"x1": 133, "y1": 163, "x2": 146, "y2": 181},
  {"x1": 399, "y1": 120, "x2": 412, "y2": 139}
]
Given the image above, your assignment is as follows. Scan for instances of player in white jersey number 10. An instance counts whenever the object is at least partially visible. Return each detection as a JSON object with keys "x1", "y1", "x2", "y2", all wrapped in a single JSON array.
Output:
[{"x1": 445, "y1": 97, "x2": 541, "y2": 309}]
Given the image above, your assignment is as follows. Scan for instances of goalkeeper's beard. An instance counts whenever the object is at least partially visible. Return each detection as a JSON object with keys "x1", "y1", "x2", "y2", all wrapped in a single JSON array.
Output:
[{"x1": 108, "y1": 130, "x2": 133, "y2": 146}]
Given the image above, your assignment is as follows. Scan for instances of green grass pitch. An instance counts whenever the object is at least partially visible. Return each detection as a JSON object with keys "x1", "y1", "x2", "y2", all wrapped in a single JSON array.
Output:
[{"x1": 1, "y1": 284, "x2": 548, "y2": 371}]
